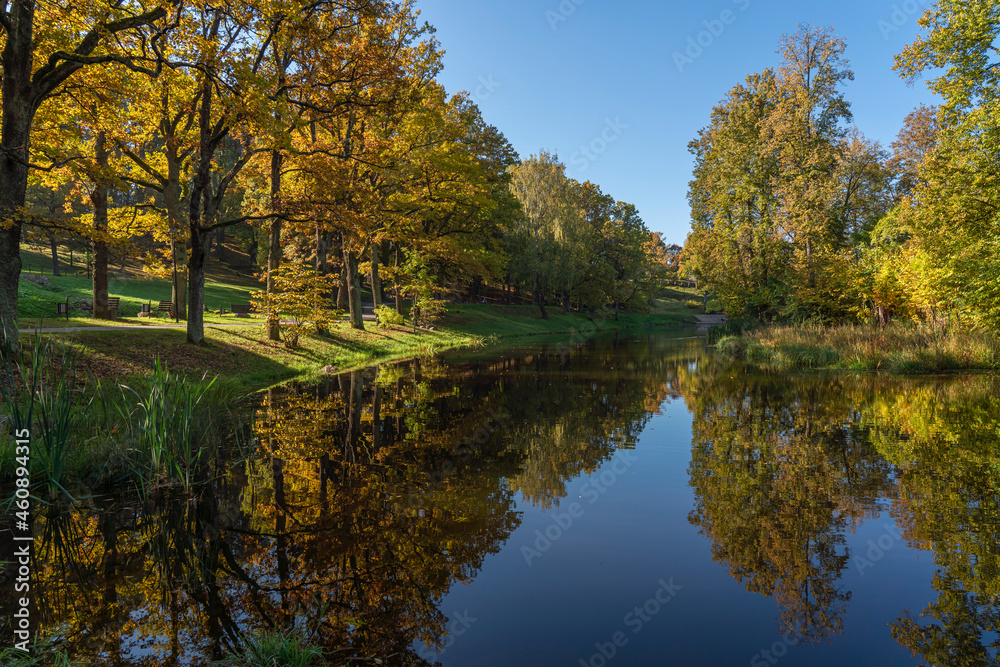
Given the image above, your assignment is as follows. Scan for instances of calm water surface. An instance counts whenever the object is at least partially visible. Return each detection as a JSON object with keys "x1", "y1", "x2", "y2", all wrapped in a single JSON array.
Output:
[{"x1": 4, "y1": 331, "x2": 999, "y2": 665}]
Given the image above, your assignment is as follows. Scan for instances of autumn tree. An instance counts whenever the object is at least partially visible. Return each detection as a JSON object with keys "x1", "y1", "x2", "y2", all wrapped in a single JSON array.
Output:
[
  {"x1": 894, "y1": 0, "x2": 1000, "y2": 329},
  {"x1": 507, "y1": 152, "x2": 572, "y2": 319},
  {"x1": 0, "y1": 0, "x2": 167, "y2": 345},
  {"x1": 685, "y1": 70, "x2": 787, "y2": 316}
]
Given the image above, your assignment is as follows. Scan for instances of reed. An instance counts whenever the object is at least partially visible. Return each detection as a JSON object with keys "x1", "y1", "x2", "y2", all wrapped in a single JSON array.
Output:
[
  {"x1": 717, "y1": 321, "x2": 1000, "y2": 373},
  {"x1": 116, "y1": 359, "x2": 219, "y2": 491},
  {"x1": 0, "y1": 337, "x2": 89, "y2": 499}
]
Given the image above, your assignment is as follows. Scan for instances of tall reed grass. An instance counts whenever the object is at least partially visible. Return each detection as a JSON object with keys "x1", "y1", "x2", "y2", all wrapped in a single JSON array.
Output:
[
  {"x1": 116, "y1": 360, "x2": 218, "y2": 491},
  {"x1": 1, "y1": 337, "x2": 242, "y2": 494},
  {"x1": 716, "y1": 321, "x2": 1000, "y2": 373}
]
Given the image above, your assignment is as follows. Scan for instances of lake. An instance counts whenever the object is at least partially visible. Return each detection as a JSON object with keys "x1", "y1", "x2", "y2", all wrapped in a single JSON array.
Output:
[{"x1": 7, "y1": 330, "x2": 999, "y2": 665}]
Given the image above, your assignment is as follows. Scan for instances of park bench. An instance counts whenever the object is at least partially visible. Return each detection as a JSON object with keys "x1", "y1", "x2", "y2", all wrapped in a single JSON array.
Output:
[
  {"x1": 231, "y1": 304, "x2": 253, "y2": 318},
  {"x1": 157, "y1": 300, "x2": 175, "y2": 317},
  {"x1": 107, "y1": 297, "x2": 120, "y2": 319}
]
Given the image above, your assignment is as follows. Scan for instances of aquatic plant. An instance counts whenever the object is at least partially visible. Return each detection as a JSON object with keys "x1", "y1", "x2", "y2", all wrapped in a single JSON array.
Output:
[
  {"x1": 0, "y1": 337, "x2": 88, "y2": 500},
  {"x1": 218, "y1": 630, "x2": 324, "y2": 667},
  {"x1": 116, "y1": 359, "x2": 218, "y2": 491}
]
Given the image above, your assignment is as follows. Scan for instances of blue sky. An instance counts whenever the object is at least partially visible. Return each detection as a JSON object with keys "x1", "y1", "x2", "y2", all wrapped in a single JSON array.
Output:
[{"x1": 415, "y1": 0, "x2": 938, "y2": 244}]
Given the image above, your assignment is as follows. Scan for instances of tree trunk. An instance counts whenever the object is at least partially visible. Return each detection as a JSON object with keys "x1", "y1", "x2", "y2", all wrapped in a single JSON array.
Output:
[
  {"x1": 343, "y1": 242, "x2": 365, "y2": 330},
  {"x1": 248, "y1": 229, "x2": 258, "y2": 265},
  {"x1": 534, "y1": 271, "x2": 548, "y2": 320},
  {"x1": 370, "y1": 241, "x2": 382, "y2": 309},
  {"x1": 266, "y1": 147, "x2": 284, "y2": 341},
  {"x1": 394, "y1": 245, "x2": 403, "y2": 313},
  {"x1": 48, "y1": 233, "x2": 60, "y2": 276},
  {"x1": 561, "y1": 288, "x2": 570, "y2": 314},
  {"x1": 171, "y1": 241, "x2": 188, "y2": 320},
  {"x1": 336, "y1": 254, "x2": 349, "y2": 311},
  {"x1": 163, "y1": 139, "x2": 187, "y2": 320},
  {"x1": 316, "y1": 226, "x2": 328, "y2": 273},
  {"x1": 186, "y1": 227, "x2": 207, "y2": 344},
  {"x1": 0, "y1": 2, "x2": 34, "y2": 349},
  {"x1": 92, "y1": 132, "x2": 111, "y2": 320}
]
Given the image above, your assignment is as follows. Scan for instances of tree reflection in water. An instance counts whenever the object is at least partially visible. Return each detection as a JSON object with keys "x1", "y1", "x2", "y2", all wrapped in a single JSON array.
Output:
[
  {"x1": 2, "y1": 335, "x2": 694, "y2": 665},
  {"x1": 3, "y1": 335, "x2": 998, "y2": 665},
  {"x1": 684, "y1": 367, "x2": 1000, "y2": 664}
]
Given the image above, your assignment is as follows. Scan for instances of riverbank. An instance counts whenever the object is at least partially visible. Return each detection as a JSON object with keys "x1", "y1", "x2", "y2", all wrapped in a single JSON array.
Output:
[
  {"x1": 32, "y1": 302, "x2": 690, "y2": 393},
  {"x1": 0, "y1": 302, "x2": 690, "y2": 487},
  {"x1": 716, "y1": 322, "x2": 1000, "y2": 373}
]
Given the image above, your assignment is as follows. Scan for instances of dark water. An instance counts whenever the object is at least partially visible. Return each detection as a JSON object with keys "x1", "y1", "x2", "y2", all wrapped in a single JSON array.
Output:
[{"x1": 4, "y1": 331, "x2": 1000, "y2": 666}]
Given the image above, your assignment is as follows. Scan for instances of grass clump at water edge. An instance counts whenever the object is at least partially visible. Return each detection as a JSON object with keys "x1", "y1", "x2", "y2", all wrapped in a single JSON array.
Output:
[{"x1": 715, "y1": 321, "x2": 1000, "y2": 373}]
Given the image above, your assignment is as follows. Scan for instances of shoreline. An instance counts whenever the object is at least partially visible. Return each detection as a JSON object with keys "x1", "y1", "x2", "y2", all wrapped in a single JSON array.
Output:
[
  {"x1": 714, "y1": 321, "x2": 1000, "y2": 375},
  {"x1": 20, "y1": 305, "x2": 692, "y2": 394}
]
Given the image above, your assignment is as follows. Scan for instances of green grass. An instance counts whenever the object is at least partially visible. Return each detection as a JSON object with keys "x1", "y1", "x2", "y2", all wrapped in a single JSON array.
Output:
[
  {"x1": 17, "y1": 240, "x2": 260, "y2": 325},
  {"x1": 717, "y1": 321, "x2": 1000, "y2": 373},
  {"x1": 31, "y1": 297, "x2": 689, "y2": 395},
  {"x1": 17, "y1": 272, "x2": 256, "y2": 320},
  {"x1": 47, "y1": 321, "x2": 485, "y2": 393},
  {"x1": 15, "y1": 255, "x2": 701, "y2": 393},
  {"x1": 219, "y1": 631, "x2": 324, "y2": 667},
  {"x1": 442, "y1": 299, "x2": 691, "y2": 339}
]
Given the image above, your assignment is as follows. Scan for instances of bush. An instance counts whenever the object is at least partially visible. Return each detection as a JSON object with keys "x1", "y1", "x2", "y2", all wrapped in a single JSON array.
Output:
[{"x1": 374, "y1": 305, "x2": 405, "y2": 329}]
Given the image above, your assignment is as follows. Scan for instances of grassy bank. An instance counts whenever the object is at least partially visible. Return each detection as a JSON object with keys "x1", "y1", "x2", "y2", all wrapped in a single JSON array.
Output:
[
  {"x1": 716, "y1": 322, "x2": 1000, "y2": 373},
  {"x1": 1, "y1": 299, "x2": 691, "y2": 488},
  {"x1": 28, "y1": 299, "x2": 689, "y2": 394}
]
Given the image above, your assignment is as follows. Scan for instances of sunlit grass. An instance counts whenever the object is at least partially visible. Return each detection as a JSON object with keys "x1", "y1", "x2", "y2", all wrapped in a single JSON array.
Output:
[{"x1": 717, "y1": 321, "x2": 1000, "y2": 373}]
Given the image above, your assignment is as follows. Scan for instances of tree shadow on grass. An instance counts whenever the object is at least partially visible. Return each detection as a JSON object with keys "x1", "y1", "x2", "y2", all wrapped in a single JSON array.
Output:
[{"x1": 68, "y1": 329, "x2": 297, "y2": 389}]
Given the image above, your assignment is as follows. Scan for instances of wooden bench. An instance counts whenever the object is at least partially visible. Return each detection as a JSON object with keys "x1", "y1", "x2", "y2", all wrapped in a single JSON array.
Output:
[
  {"x1": 231, "y1": 304, "x2": 253, "y2": 318},
  {"x1": 157, "y1": 300, "x2": 175, "y2": 317},
  {"x1": 107, "y1": 297, "x2": 120, "y2": 319}
]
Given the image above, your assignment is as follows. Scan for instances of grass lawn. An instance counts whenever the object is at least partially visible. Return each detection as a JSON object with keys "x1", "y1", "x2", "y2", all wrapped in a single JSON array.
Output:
[
  {"x1": 17, "y1": 273, "x2": 257, "y2": 321},
  {"x1": 23, "y1": 295, "x2": 696, "y2": 392},
  {"x1": 45, "y1": 322, "x2": 484, "y2": 393},
  {"x1": 16, "y1": 244, "x2": 707, "y2": 390},
  {"x1": 17, "y1": 241, "x2": 261, "y2": 326}
]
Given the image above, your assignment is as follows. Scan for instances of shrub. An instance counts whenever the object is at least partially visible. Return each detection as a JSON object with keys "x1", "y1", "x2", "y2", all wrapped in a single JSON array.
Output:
[
  {"x1": 251, "y1": 265, "x2": 341, "y2": 349},
  {"x1": 375, "y1": 305, "x2": 405, "y2": 329}
]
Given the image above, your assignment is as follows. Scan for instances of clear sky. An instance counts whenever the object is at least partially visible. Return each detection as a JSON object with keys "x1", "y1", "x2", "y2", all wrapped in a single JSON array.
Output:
[{"x1": 414, "y1": 0, "x2": 938, "y2": 244}]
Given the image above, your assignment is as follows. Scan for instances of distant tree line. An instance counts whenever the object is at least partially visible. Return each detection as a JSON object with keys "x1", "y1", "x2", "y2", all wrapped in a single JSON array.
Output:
[{"x1": 685, "y1": 13, "x2": 1000, "y2": 330}]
